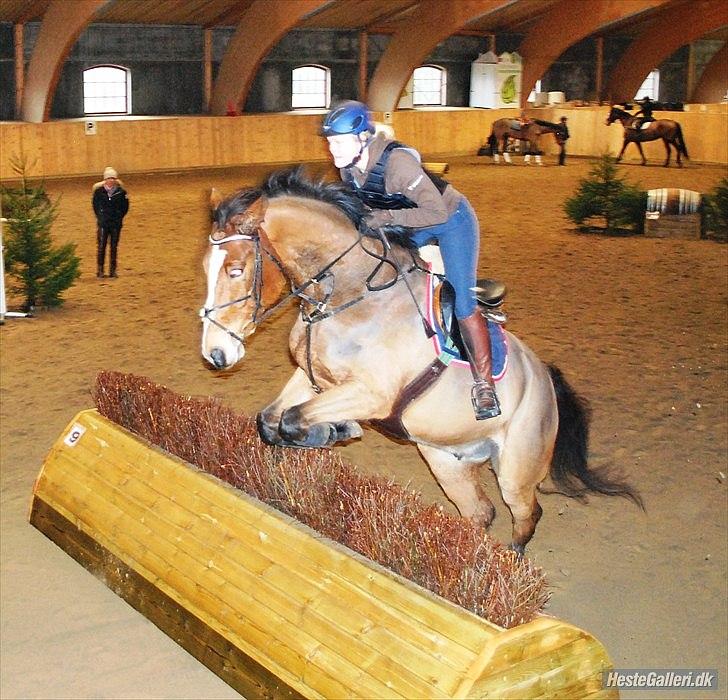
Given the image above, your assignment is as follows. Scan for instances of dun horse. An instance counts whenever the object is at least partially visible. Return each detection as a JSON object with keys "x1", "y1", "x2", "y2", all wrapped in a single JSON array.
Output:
[
  {"x1": 487, "y1": 118, "x2": 567, "y2": 164},
  {"x1": 200, "y1": 168, "x2": 641, "y2": 552},
  {"x1": 606, "y1": 106, "x2": 688, "y2": 167}
]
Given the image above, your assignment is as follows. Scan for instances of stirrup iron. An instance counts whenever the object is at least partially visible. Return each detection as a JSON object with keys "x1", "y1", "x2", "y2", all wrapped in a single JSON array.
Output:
[{"x1": 471, "y1": 381, "x2": 501, "y2": 420}]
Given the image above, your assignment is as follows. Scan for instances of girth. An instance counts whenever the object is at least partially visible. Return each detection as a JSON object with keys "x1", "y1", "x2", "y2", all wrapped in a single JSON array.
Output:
[{"x1": 369, "y1": 358, "x2": 448, "y2": 440}]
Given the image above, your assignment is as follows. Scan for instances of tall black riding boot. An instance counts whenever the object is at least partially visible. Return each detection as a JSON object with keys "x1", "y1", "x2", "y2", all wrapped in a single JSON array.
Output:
[{"x1": 458, "y1": 311, "x2": 501, "y2": 420}]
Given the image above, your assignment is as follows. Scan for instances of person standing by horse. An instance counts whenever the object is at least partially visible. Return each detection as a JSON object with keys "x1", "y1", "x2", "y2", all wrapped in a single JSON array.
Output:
[
  {"x1": 321, "y1": 100, "x2": 500, "y2": 420},
  {"x1": 557, "y1": 116, "x2": 570, "y2": 165},
  {"x1": 92, "y1": 166, "x2": 129, "y2": 278}
]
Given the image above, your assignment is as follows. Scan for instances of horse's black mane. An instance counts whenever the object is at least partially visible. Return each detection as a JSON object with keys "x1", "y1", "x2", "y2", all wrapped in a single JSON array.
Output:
[
  {"x1": 215, "y1": 166, "x2": 415, "y2": 249},
  {"x1": 533, "y1": 118, "x2": 567, "y2": 133}
]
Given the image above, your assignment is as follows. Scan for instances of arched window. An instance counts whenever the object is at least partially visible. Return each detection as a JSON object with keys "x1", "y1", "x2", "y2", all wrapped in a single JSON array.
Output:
[
  {"x1": 413, "y1": 65, "x2": 446, "y2": 106},
  {"x1": 634, "y1": 70, "x2": 660, "y2": 101},
  {"x1": 83, "y1": 65, "x2": 131, "y2": 115},
  {"x1": 291, "y1": 65, "x2": 330, "y2": 109}
]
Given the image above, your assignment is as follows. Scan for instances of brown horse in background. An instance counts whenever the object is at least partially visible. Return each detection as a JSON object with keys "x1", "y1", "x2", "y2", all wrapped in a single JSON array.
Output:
[
  {"x1": 487, "y1": 118, "x2": 567, "y2": 164},
  {"x1": 606, "y1": 106, "x2": 689, "y2": 167}
]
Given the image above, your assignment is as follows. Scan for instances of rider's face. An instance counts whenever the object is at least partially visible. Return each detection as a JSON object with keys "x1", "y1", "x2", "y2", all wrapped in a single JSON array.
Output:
[{"x1": 327, "y1": 134, "x2": 364, "y2": 168}]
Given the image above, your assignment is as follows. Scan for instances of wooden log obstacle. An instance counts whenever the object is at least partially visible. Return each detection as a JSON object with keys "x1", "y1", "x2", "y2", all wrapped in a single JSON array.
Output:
[
  {"x1": 645, "y1": 188, "x2": 703, "y2": 240},
  {"x1": 30, "y1": 409, "x2": 619, "y2": 699}
]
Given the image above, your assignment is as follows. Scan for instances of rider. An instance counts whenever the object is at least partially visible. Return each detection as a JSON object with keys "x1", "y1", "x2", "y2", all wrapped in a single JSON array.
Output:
[
  {"x1": 321, "y1": 100, "x2": 500, "y2": 420},
  {"x1": 633, "y1": 96, "x2": 656, "y2": 129}
]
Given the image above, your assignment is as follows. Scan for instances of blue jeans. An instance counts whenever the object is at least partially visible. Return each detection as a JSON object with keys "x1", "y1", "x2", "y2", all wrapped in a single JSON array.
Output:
[{"x1": 410, "y1": 199, "x2": 480, "y2": 319}]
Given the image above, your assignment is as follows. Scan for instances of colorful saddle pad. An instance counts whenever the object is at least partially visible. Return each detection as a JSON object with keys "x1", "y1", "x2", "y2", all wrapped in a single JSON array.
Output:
[{"x1": 425, "y1": 274, "x2": 508, "y2": 381}]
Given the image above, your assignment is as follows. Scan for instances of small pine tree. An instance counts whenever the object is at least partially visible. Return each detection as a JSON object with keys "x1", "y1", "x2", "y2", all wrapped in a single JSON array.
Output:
[
  {"x1": 1, "y1": 157, "x2": 81, "y2": 311},
  {"x1": 703, "y1": 176, "x2": 728, "y2": 242},
  {"x1": 564, "y1": 153, "x2": 647, "y2": 234}
]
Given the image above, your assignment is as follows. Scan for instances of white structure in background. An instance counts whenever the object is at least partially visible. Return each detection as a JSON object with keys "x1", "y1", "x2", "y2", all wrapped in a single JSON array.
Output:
[
  {"x1": 635, "y1": 69, "x2": 660, "y2": 101},
  {"x1": 469, "y1": 51, "x2": 522, "y2": 108}
]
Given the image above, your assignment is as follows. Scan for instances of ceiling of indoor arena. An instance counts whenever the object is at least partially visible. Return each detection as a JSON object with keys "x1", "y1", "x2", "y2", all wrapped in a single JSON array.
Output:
[{"x1": 2, "y1": 0, "x2": 725, "y2": 41}]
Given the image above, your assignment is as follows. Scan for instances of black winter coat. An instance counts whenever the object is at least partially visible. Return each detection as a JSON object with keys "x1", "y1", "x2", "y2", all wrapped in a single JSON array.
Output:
[{"x1": 92, "y1": 185, "x2": 129, "y2": 229}]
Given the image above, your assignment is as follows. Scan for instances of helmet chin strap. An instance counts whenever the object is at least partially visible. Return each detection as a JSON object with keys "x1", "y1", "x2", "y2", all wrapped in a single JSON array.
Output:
[{"x1": 345, "y1": 134, "x2": 372, "y2": 170}]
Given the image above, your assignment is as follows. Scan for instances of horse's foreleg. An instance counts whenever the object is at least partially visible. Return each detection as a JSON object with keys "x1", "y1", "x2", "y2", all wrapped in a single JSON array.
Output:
[
  {"x1": 257, "y1": 367, "x2": 320, "y2": 446},
  {"x1": 418, "y1": 445, "x2": 496, "y2": 529},
  {"x1": 277, "y1": 379, "x2": 388, "y2": 448},
  {"x1": 616, "y1": 140, "x2": 628, "y2": 163}
]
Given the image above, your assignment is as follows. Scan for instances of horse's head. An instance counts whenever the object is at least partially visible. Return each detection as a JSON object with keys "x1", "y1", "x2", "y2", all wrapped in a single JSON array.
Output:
[
  {"x1": 200, "y1": 189, "x2": 285, "y2": 370},
  {"x1": 606, "y1": 106, "x2": 629, "y2": 125}
]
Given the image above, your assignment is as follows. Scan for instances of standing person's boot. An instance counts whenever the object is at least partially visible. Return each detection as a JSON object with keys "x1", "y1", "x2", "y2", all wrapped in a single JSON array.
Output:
[
  {"x1": 458, "y1": 311, "x2": 501, "y2": 420},
  {"x1": 109, "y1": 249, "x2": 118, "y2": 278},
  {"x1": 96, "y1": 265, "x2": 104, "y2": 278}
]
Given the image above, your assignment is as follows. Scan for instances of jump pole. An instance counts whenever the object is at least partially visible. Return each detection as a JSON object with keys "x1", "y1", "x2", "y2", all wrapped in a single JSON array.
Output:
[{"x1": 29, "y1": 408, "x2": 619, "y2": 699}]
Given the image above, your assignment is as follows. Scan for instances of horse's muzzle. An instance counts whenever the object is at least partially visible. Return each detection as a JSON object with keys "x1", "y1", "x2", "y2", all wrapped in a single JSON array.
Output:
[{"x1": 209, "y1": 348, "x2": 227, "y2": 369}]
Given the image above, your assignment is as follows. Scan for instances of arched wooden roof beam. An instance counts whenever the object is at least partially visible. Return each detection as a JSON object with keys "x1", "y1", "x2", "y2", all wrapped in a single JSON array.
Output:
[
  {"x1": 691, "y1": 41, "x2": 727, "y2": 103},
  {"x1": 605, "y1": 0, "x2": 728, "y2": 103},
  {"x1": 20, "y1": 0, "x2": 111, "y2": 123},
  {"x1": 209, "y1": 0, "x2": 331, "y2": 116},
  {"x1": 366, "y1": 0, "x2": 513, "y2": 113},
  {"x1": 518, "y1": 0, "x2": 670, "y2": 108}
]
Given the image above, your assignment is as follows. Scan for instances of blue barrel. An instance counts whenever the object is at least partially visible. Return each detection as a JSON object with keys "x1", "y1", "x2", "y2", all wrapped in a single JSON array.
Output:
[{"x1": 646, "y1": 188, "x2": 701, "y2": 215}]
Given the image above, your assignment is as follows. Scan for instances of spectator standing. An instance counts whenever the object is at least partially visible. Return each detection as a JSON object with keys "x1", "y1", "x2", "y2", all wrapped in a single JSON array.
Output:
[
  {"x1": 92, "y1": 167, "x2": 129, "y2": 278},
  {"x1": 557, "y1": 116, "x2": 570, "y2": 166}
]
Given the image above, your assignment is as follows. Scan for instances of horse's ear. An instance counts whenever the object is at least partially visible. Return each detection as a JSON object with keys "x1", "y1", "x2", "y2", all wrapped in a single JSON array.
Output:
[
  {"x1": 210, "y1": 188, "x2": 224, "y2": 211},
  {"x1": 246, "y1": 195, "x2": 268, "y2": 224}
]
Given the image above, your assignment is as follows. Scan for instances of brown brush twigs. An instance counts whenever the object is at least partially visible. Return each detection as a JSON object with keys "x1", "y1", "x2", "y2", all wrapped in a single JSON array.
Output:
[{"x1": 93, "y1": 370, "x2": 550, "y2": 628}]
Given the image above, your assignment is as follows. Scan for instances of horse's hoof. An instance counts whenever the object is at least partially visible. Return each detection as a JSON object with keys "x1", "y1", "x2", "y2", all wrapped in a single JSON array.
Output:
[
  {"x1": 333, "y1": 420, "x2": 363, "y2": 442},
  {"x1": 508, "y1": 542, "x2": 525, "y2": 558},
  {"x1": 256, "y1": 412, "x2": 282, "y2": 445}
]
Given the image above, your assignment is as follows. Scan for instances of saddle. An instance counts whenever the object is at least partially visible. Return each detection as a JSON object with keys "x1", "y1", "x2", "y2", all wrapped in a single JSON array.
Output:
[
  {"x1": 434, "y1": 279, "x2": 507, "y2": 349},
  {"x1": 370, "y1": 279, "x2": 507, "y2": 441}
]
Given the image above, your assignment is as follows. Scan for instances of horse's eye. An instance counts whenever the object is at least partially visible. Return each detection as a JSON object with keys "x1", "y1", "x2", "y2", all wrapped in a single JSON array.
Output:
[{"x1": 229, "y1": 268, "x2": 244, "y2": 279}]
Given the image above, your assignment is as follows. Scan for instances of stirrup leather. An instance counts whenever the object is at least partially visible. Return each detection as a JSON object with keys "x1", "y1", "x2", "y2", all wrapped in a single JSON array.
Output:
[{"x1": 471, "y1": 380, "x2": 501, "y2": 420}]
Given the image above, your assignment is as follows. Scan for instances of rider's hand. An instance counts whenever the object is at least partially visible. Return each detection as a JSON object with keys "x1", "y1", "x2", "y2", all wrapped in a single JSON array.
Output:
[{"x1": 364, "y1": 210, "x2": 394, "y2": 229}]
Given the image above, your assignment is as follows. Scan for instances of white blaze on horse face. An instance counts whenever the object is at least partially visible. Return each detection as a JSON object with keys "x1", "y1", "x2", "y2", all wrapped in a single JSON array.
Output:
[{"x1": 201, "y1": 245, "x2": 245, "y2": 368}]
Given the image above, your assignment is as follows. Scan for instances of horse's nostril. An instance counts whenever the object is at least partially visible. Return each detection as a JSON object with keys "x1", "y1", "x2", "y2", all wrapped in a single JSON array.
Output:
[{"x1": 210, "y1": 348, "x2": 227, "y2": 369}]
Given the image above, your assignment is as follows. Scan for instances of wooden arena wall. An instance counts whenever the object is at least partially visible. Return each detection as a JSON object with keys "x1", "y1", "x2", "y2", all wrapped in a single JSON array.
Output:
[{"x1": 1, "y1": 105, "x2": 725, "y2": 180}]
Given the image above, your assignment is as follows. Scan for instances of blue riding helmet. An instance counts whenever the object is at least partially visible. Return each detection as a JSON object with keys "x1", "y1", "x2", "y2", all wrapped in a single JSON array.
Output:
[{"x1": 321, "y1": 101, "x2": 373, "y2": 136}]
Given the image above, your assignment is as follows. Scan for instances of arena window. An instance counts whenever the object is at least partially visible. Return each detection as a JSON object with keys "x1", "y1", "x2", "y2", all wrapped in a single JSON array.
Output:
[
  {"x1": 291, "y1": 65, "x2": 330, "y2": 109},
  {"x1": 634, "y1": 69, "x2": 660, "y2": 101},
  {"x1": 83, "y1": 65, "x2": 131, "y2": 115},
  {"x1": 413, "y1": 65, "x2": 447, "y2": 106}
]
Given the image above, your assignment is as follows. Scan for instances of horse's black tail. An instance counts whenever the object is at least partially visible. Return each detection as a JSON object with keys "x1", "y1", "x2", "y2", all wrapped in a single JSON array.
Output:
[
  {"x1": 676, "y1": 123, "x2": 689, "y2": 159},
  {"x1": 545, "y1": 364, "x2": 644, "y2": 509},
  {"x1": 487, "y1": 132, "x2": 497, "y2": 153}
]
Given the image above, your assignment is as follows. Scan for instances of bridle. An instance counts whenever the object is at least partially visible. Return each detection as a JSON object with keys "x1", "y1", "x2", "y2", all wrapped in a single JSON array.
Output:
[{"x1": 199, "y1": 220, "x2": 420, "y2": 343}]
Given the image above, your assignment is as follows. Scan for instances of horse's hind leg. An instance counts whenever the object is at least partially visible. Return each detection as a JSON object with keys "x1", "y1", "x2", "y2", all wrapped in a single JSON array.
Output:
[
  {"x1": 495, "y1": 415, "x2": 555, "y2": 553},
  {"x1": 418, "y1": 445, "x2": 496, "y2": 528},
  {"x1": 663, "y1": 138, "x2": 671, "y2": 167}
]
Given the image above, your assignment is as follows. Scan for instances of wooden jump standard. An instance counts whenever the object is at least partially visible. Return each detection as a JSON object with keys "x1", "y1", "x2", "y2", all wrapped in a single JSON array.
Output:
[{"x1": 29, "y1": 409, "x2": 618, "y2": 699}]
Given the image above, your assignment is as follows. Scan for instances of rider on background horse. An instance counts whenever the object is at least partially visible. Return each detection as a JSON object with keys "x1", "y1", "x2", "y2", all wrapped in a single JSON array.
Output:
[
  {"x1": 632, "y1": 96, "x2": 656, "y2": 130},
  {"x1": 321, "y1": 100, "x2": 500, "y2": 420}
]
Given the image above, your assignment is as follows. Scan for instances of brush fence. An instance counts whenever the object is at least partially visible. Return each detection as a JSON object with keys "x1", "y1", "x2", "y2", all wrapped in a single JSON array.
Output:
[{"x1": 30, "y1": 409, "x2": 618, "y2": 699}]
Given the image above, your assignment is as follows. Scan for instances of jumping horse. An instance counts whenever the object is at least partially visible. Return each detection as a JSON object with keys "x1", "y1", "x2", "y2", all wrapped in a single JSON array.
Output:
[
  {"x1": 486, "y1": 118, "x2": 567, "y2": 164},
  {"x1": 200, "y1": 168, "x2": 641, "y2": 553},
  {"x1": 606, "y1": 106, "x2": 689, "y2": 167}
]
